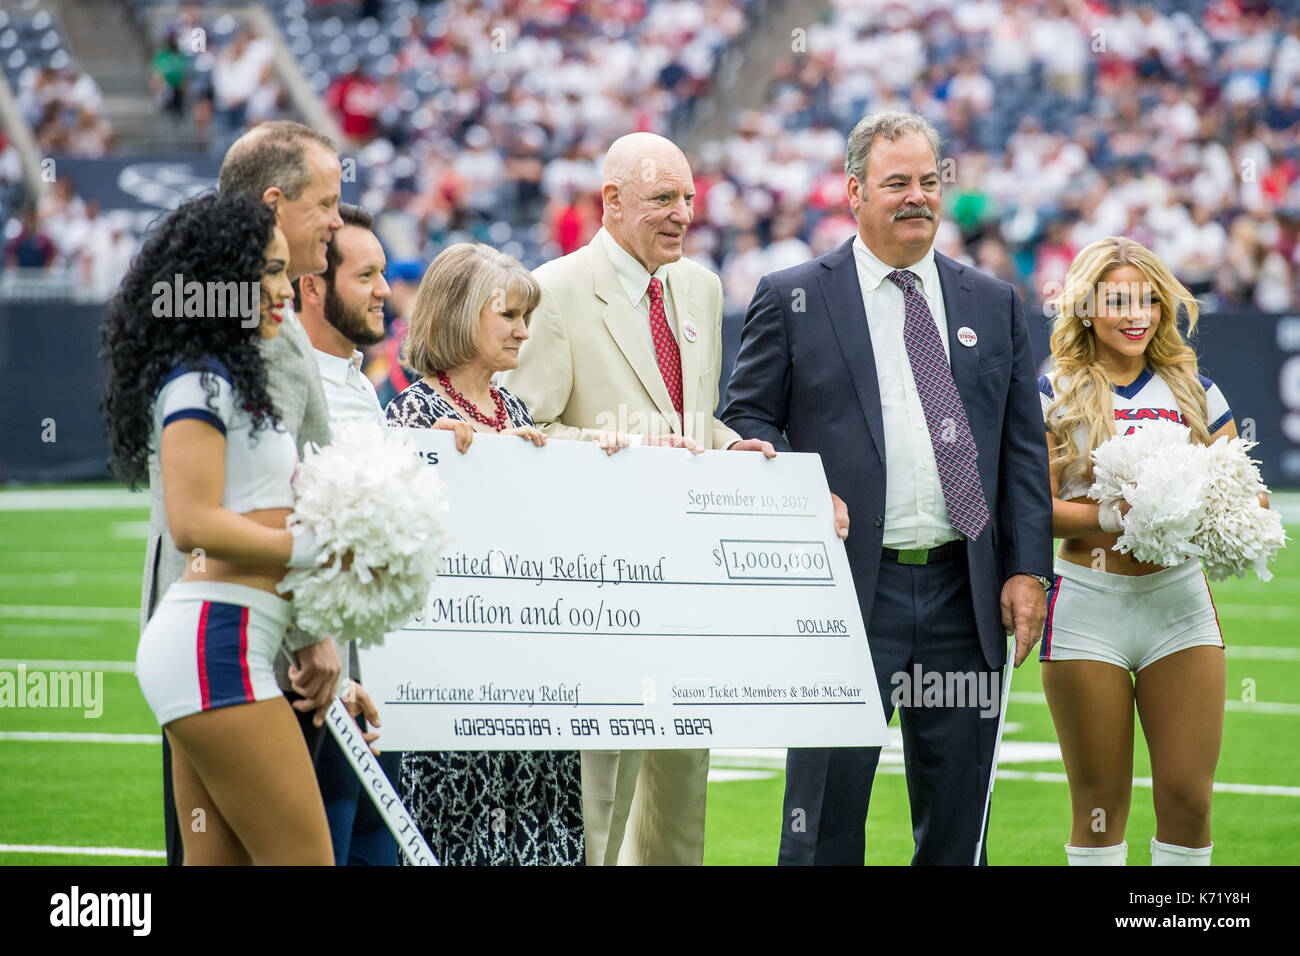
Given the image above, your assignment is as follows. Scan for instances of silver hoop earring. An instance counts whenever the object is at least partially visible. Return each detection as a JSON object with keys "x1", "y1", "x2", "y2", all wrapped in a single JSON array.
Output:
[{"x1": 1081, "y1": 319, "x2": 1092, "y2": 328}]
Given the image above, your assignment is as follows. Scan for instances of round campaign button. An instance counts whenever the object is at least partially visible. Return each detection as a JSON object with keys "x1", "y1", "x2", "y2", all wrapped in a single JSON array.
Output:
[
  {"x1": 957, "y1": 326, "x2": 977, "y2": 348},
  {"x1": 683, "y1": 320, "x2": 699, "y2": 343}
]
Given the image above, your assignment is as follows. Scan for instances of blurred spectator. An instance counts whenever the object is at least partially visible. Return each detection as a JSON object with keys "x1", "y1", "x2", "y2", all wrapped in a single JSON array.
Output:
[
  {"x1": 4, "y1": 206, "x2": 56, "y2": 270},
  {"x1": 150, "y1": 35, "x2": 191, "y2": 118},
  {"x1": 1033, "y1": 220, "x2": 1078, "y2": 300},
  {"x1": 20, "y1": 65, "x2": 111, "y2": 158},
  {"x1": 1163, "y1": 204, "x2": 1228, "y2": 298},
  {"x1": 37, "y1": 177, "x2": 86, "y2": 256},
  {"x1": 79, "y1": 208, "x2": 136, "y2": 299},
  {"x1": 0, "y1": 132, "x2": 21, "y2": 198},
  {"x1": 211, "y1": 30, "x2": 275, "y2": 134},
  {"x1": 721, "y1": 230, "x2": 767, "y2": 312},
  {"x1": 325, "y1": 63, "x2": 384, "y2": 146}
]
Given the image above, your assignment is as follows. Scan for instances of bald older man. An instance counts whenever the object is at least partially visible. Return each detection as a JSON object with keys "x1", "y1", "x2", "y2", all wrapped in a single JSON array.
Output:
[{"x1": 502, "y1": 133, "x2": 774, "y2": 866}]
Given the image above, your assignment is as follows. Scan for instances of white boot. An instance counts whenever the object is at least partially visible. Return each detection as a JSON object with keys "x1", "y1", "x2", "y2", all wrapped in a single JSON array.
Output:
[
  {"x1": 1150, "y1": 837, "x2": 1212, "y2": 866},
  {"x1": 1065, "y1": 841, "x2": 1128, "y2": 865}
]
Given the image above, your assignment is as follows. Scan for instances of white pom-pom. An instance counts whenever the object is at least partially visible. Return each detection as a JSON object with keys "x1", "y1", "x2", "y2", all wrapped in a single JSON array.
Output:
[
  {"x1": 277, "y1": 420, "x2": 448, "y2": 648},
  {"x1": 1089, "y1": 421, "x2": 1286, "y2": 580},
  {"x1": 1194, "y1": 436, "x2": 1287, "y2": 582},
  {"x1": 1090, "y1": 420, "x2": 1205, "y2": 566}
]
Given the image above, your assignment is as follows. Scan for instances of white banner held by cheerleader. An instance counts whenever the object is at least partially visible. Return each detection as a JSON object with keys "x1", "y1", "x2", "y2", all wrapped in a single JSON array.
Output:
[{"x1": 324, "y1": 699, "x2": 438, "y2": 866}]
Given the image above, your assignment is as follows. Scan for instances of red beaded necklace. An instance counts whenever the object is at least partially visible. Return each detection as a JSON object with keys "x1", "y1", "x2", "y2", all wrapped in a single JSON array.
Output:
[{"x1": 436, "y1": 371, "x2": 508, "y2": 431}]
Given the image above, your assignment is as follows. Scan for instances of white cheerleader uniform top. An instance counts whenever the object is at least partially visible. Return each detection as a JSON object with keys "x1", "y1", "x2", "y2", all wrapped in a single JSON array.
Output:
[
  {"x1": 152, "y1": 358, "x2": 298, "y2": 512},
  {"x1": 1039, "y1": 365, "x2": 1234, "y2": 501}
]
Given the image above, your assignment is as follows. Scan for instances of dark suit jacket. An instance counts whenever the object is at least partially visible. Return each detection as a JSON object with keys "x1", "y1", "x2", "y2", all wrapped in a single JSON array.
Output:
[{"x1": 721, "y1": 238, "x2": 1052, "y2": 669}]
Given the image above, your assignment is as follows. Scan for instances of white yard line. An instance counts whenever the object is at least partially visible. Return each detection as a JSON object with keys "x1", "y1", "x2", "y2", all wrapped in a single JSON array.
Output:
[
  {"x1": 1268, "y1": 490, "x2": 1300, "y2": 524},
  {"x1": 1225, "y1": 645, "x2": 1300, "y2": 660},
  {"x1": 1222, "y1": 700, "x2": 1300, "y2": 714},
  {"x1": 705, "y1": 755, "x2": 1300, "y2": 797},
  {"x1": 708, "y1": 769, "x2": 779, "y2": 782},
  {"x1": 110, "y1": 521, "x2": 150, "y2": 539},
  {"x1": 0, "y1": 732, "x2": 160, "y2": 744},
  {"x1": 925, "y1": 767, "x2": 1300, "y2": 798},
  {"x1": 0, "y1": 606, "x2": 139, "y2": 622},
  {"x1": 0, "y1": 624, "x2": 104, "y2": 638},
  {"x1": 0, "y1": 573, "x2": 141, "y2": 586},
  {"x1": 0, "y1": 658, "x2": 134, "y2": 673},
  {"x1": 1009, "y1": 690, "x2": 1300, "y2": 715},
  {"x1": 1216, "y1": 603, "x2": 1300, "y2": 620},
  {"x1": 0, "y1": 489, "x2": 146, "y2": 511},
  {"x1": 0, "y1": 843, "x2": 163, "y2": 859}
]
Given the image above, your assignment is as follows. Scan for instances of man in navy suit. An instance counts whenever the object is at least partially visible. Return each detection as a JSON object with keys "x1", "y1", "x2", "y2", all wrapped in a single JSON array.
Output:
[{"x1": 722, "y1": 111, "x2": 1053, "y2": 865}]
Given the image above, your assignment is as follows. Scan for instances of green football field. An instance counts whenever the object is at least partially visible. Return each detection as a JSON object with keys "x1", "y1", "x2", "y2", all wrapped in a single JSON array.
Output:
[{"x1": 1, "y1": 486, "x2": 1297, "y2": 866}]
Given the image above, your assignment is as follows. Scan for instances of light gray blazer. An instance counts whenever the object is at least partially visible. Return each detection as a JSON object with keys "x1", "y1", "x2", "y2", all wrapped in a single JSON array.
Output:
[{"x1": 139, "y1": 308, "x2": 345, "y2": 687}]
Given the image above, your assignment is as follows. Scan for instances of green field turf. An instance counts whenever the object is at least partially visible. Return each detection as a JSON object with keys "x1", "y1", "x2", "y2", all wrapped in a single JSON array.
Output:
[{"x1": 2, "y1": 487, "x2": 1297, "y2": 865}]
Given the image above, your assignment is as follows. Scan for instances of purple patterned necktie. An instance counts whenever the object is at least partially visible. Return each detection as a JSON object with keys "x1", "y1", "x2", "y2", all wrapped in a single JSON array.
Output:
[{"x1": 887, "y1": 269, "x2": 990, "y2": 540}]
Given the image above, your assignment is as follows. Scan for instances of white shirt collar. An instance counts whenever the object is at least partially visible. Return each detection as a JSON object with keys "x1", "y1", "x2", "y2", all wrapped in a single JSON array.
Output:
[
  {"x1": 314, "y1": 347, "x2": 365, "y2": 383},
  {"x1": 852, "y1": 234, "x2": 940, "y2": 297},
  {"x1": 598, "y1": 227, "x2": 671, "y2": 307}
]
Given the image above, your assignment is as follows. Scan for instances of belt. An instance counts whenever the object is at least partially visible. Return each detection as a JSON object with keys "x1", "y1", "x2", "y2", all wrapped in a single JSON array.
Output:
[{"x1": 882, "y1": 540, "x2": 965, "y2": 565}]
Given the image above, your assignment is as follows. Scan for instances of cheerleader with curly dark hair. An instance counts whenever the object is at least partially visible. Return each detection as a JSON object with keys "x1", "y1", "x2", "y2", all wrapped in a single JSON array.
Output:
[{"x1": 101, "y1": 191, "x2": 333, "y2": 864}]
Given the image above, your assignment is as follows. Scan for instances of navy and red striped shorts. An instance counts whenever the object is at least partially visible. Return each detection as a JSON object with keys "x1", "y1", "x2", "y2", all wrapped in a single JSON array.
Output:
[{"x1": 137, "y1": 581, "x2": 291, "y2": 725}]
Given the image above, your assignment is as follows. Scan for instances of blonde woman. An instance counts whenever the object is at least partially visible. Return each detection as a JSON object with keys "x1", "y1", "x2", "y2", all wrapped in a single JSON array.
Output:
[
  {"x1": 385, "y1": 242, "x2": 582, "y2": 865},
  {"x1": 1039, "y1": 236, "x2": 1258, "y2": 867}
]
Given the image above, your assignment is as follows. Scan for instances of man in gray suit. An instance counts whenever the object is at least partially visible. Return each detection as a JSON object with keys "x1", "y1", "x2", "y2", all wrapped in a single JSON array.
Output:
[{"x1": 145, "y1": 119, "x2": 345, "y2": 864}]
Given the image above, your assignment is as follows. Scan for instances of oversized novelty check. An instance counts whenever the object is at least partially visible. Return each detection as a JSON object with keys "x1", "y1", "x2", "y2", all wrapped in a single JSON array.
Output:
[{"x1": 358, "y1": 428, "x2": 890, "y2": 750}]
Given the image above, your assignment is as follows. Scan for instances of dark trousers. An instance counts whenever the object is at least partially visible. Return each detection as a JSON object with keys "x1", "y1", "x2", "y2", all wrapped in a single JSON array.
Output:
[
  {"x1": 318, "y1": 735, "x2": 402, "y2": 866},
  {"x1": 778, "y1": 548, "x2": 1001, "y2": 865}
]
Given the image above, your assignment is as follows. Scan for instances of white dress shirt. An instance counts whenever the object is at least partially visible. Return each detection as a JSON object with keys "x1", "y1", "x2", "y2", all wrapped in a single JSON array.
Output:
[
  {"x1": 314, "y1": 347, "x2": 384, "y2": 425},
  {"x1": 598, "y1": 226, "x2": 679, "y2": 345},
  {"x1": 851, "y1": 235, "x2": 963, "y2": 549}
]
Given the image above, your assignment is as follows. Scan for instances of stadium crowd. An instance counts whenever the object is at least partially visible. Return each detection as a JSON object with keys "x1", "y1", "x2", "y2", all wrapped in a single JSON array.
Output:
[
  {"x1": 695, "y1": 0, "x2": 1300, "y2": 314},
  {"x1": 3, "y1": 0, "x2": 1298, "y2": 320}
]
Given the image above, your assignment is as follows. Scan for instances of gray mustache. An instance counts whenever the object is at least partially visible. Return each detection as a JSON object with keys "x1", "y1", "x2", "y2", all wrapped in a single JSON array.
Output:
[{"x1": 893, "y1": 206, "x2": 936, "y2": 221}]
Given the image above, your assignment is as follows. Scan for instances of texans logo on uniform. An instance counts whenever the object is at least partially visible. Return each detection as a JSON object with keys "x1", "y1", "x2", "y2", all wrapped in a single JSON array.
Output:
[{"x1": 1115, "y1": 407, "x2": 1185, "y2": 435}]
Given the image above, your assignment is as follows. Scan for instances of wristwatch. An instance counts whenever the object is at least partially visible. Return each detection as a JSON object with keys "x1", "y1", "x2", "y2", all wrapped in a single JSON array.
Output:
[{"x1": 1026, "y1": 573, "x2": 1052, "y2": 591}]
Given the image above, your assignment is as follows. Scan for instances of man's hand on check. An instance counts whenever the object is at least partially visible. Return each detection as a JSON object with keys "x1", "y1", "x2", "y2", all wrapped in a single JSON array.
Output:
[
  {"x1": 646, "y1": 433, "x2": 705, "y2": 454},
  {"x1": 593, "y1": 431, "x2": 706, "y2": 455},
  {"x1": 1001, "y1": 574, "x2": 1048, "y2": 668},
  {"x1": 830, "y1": 492, "x2": 849, "y2": 540},
  {"x1": 433, "y1": 417, "x2": 474, "y2": 453},
  {"x1": 593, "y1": 431, "x2": 632, "y2": 455},
  {"x1": 727, "y1": 438, "x2": 777, "y2": 458}
]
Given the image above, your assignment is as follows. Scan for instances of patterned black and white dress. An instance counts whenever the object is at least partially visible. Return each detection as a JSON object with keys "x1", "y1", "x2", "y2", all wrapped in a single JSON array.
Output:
[{"x1": 386, "y1": 378, "x2": 585, "y2": 866}]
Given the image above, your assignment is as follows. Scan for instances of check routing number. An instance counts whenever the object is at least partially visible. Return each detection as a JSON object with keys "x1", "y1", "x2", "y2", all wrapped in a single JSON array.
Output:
[{"x1": 359, "y1": 428, "x2": 891, "y2": 751}]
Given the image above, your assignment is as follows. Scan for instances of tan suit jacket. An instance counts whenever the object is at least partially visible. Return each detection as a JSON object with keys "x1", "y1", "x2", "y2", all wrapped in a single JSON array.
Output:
[
  {"x1": 501, "y1": 235, "x2": 738, "y2": 866},
  {"x1": 501, "y1": 236, "x2": 740, "y2": 451}
]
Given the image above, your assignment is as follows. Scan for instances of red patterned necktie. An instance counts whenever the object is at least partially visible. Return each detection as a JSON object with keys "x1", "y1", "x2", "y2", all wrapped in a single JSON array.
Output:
[
  {"x1": 646, "y1": 276, "x2": 683, "y2": 423},
  {"x1": 887, "y1": 269, "x2": 990, "y2": 540}
]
